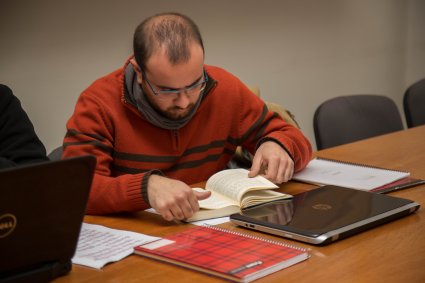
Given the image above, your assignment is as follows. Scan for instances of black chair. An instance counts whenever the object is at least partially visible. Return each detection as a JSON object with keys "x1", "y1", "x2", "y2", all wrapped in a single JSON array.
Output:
[
  {"x1": 403, "y1": 78, "x2": 425, "y2": 128},
  {"x1": 314, "y1": 95, "x2": 404, "y2": 150},
  {"x1": 48, "y1": 146, "x2": 63, "y2": 161}
]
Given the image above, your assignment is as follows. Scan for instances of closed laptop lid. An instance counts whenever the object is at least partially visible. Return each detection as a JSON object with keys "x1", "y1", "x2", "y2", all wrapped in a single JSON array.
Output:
[
  {"x1": 230, "y1": 185, "x2": 420, "y2": 245},
  {"x1": 0, "y1": 155, "x2": 95, "y2": 281}
]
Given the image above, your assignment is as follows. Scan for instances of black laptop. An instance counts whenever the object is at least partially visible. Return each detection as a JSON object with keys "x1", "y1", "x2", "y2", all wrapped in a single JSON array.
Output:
[
  {"x1": 0, "y1": 155, "x2": 95, "y2": 282},
  {"x1": 230, "y1": 185, "x2": 420, "y2": 245}
]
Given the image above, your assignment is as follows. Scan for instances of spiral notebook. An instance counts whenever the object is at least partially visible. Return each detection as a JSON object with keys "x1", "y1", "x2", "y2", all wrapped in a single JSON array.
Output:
[
  {"x1": 134, "y1": 225, "x2": 309, "y2": 283},
  {"x1": 292, "y1": 157, "x2": 412, "y2": 191}
]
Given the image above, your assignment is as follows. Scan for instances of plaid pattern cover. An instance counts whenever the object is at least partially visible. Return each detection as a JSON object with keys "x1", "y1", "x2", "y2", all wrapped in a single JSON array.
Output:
[{"x1": 134, "y1": 226, "x2": 309, "y2": 283}]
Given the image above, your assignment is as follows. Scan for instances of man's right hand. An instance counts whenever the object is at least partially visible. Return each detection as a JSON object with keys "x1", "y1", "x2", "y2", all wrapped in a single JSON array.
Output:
[{"x1": 147, "y1": 174, "x2": 211, "y2": 221}]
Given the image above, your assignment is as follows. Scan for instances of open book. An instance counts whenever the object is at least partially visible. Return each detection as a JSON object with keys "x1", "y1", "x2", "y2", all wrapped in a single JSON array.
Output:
[{"x1": 187, "y1": 168, "x2": 291, "y2": 222}]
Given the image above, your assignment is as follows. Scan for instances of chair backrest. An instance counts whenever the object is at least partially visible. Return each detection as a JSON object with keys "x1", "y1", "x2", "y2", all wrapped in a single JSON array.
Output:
[
  {"x1": 403, "y1": 78, "x2": 425, "y2": 128},
  {"x1": 248, "y1": 86, "x2": 299, "y2": 128},
  {"x1": 48, "y1": 146, "x2": 63, "y2": 161},
  {"x1": 314, "y1": 95, "x2": 403, "y2": 150}
]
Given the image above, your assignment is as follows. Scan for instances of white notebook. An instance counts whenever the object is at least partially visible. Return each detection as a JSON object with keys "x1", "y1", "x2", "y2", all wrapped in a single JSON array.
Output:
[{"x1": 292, "y1": 157, "x2": 410, "y2": 191}]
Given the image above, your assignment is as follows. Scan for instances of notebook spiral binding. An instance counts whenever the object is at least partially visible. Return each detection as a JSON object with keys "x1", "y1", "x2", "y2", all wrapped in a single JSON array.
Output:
[
  {"x1": 316, "y1": 157, "x2": 408, "y2": 174},
  {"x1": 203, "y1": 224, "x2": 310, "y2": 253}
]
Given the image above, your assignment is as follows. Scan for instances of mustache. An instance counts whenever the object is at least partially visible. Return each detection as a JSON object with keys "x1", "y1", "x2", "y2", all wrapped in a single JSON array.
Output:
[{"x1": 169, "y1": 104, "x2": 195, "y2": 111}]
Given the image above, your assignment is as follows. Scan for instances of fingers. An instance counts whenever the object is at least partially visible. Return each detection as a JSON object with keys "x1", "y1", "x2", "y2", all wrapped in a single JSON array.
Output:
[
  {"x1": 252, "y1": 142, "x2": 295, "y2": 184},
  {"x1": 170, "y1": 190, "x2": 212, "y2": 220},
  {"x1": 284, "y1": 160, "x2": 294, "y2": 182},
  {"x1": 264, "y1": 156, "x2": 278, "y2": 182},
  {"x1": 170, "y1": 200, "x2": 193, "y2": 221},
  {"x1": 155, "y1": 196, "x2": 194, "y2": 221},
  {"x1": 248, "y1": 153, "x2": 263, "y2": 178},
  {"x1": 168, "y1": 189, "x2": 199, "y2": 221},
  {"x1": 195, "y1": 190, "x2": 211, "y2": 200},
  {"x1": 274, "y1": 158, "x2": 294, "y2": 184},
  {"x1": 148, "y1": 176, "x2": 205, "y2": 222},
  {"x1": 264, "y1": 158, "x2": 294, "y2": 184},
  {"x1": 161, "y1": 209, "x2": 175, "y2": 222}
]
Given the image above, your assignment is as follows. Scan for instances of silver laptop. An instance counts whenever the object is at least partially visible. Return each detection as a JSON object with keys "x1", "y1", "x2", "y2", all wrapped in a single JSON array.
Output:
[
  {"x1": 0, "y1": 156, "x2": 95, "y2": 282},
  {"x1": 230, "y1": 185, "x2": 420, "y2": 245}
]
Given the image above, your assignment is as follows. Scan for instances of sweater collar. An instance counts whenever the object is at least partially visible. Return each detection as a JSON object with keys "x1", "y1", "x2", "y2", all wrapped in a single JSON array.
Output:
[{"x1": 124, "y1": 62, "x2": 206, "y2": 130}]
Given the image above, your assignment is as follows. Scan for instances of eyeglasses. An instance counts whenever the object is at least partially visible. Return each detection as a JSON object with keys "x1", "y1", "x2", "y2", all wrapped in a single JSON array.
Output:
[{"x1": 142, "y1": 69, "x2": 208, "y2": 100}]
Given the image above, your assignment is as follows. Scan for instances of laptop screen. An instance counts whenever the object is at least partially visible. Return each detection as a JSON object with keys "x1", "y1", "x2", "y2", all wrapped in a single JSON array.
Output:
[{"x1": 0, "y1": 156, "x2": 95, "y2": 282}]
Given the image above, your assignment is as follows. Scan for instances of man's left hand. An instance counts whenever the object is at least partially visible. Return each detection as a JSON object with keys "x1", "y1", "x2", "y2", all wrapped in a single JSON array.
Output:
[{"x1": 248, "y1": 141, "x2": 294, "y2": 184}]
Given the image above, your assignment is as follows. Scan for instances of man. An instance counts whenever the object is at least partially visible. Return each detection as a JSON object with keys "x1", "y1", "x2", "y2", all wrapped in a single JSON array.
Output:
[
  {"x1": 63, "y1": 12, "x2": 312, "y2": 221},
  {"x1": 0, "y1": 84, "x2": 49, "y2": 169}
]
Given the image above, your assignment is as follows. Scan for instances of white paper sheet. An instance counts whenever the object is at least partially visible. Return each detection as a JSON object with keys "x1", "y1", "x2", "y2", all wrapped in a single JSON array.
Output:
[
  {"x1": 145, "y1": 208, "x2": 230, "y2": 225},
  {"x1": 191, "y1": 216, "x2": 230, "y2": 226},
  {"x1": 72, "y1": 223, "x2": 160, "y2": 269}
]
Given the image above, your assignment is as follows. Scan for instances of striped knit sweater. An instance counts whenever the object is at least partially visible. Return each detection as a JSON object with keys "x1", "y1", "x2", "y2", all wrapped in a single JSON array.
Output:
[{"x1": 63, "y1": 61, "x2": 312, "y2": 214}]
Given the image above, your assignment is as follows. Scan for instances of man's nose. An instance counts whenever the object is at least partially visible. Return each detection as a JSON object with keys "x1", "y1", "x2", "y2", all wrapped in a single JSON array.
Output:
[{"x1": 173, "y1": 91, "x2": 191, "y2": 108}]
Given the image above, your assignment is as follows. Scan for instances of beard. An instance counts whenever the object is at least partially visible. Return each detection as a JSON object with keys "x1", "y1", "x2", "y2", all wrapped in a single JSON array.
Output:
[
  {"x1": 147, "y1": 94, "x2": 196, "y2": 120},
  {"x1": 162, "y1": 103, "x2": 196, "y2": 120}
]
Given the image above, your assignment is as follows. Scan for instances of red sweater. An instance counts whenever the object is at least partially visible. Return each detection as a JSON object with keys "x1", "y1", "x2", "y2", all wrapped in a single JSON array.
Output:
[{"x1": 63, "y1": 61, "x2": 312, "y2": 214}]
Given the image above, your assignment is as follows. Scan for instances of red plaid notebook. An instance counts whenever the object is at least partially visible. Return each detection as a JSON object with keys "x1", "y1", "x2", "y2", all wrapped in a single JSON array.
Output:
[
  {"x1": 134, "y1": 225, "x2": 309, "y2": 283},
  {"x1": 371, "y1": 177, "x2": 425, "y2": 194}
]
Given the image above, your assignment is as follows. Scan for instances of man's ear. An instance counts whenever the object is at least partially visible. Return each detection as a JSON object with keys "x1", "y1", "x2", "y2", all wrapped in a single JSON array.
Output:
[{"x1": 129, "y1": 58, "x2": 143, "y2": 84}]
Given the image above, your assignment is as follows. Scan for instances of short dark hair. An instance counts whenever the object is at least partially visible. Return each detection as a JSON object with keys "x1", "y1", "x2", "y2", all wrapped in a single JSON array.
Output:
[{"x1": 133, "y1": 12, "x2": 204, "y2": 71}]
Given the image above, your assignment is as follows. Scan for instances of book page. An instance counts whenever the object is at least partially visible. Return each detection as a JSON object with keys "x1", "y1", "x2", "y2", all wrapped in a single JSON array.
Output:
[
  {"x1": 293, "y1": 158, "x2": 410, "y2": 190},
  {"x1": 193, "y1": 187, "x2": 237, "y2": 209},
  {"x1": 205, "y1": 169, "x2": 278, "y2": 203},
  {"x1": 240, "y1": 190, "x2": 290, "y2": 208}
]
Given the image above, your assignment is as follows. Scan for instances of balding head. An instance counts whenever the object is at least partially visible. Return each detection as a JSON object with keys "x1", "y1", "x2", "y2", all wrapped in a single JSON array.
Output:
[{"x1": 133, "y1": 12, "x2": 204, "y2": 71}]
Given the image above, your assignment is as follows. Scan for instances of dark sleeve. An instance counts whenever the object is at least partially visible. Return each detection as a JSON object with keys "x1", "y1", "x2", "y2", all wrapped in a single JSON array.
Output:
[{"x1": 0, "y1": 84, "x2": 49, "y2": 169}]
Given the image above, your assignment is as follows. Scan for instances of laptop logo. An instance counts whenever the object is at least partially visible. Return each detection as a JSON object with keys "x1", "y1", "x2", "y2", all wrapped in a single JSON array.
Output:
[
  {"x1": 312, "y1": 203, "x2": 332, "y2": 210},
  {"x1": 0, "y1": 213, "x2": 17, "y2": 238}
]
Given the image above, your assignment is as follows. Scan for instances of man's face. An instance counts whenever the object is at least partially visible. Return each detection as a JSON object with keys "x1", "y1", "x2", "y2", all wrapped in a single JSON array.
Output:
[{"x1": 131, "y1": 43, "x2": 205, "y2": 120}]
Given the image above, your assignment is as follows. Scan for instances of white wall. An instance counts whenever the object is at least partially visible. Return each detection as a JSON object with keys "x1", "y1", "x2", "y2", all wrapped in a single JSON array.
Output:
[
  {"x1": 1, "y1": 0, "x2": 424, "y2": 152},
  {"x1": 405, "y1": 0, "x2": 425, "y2": 86}
]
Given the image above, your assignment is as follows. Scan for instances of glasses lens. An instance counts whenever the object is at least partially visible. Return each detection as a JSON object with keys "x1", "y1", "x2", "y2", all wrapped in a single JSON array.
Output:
[
  {"x1": 147, "y1": 71, "x2": 207, "y2": 100},
  {"x1": 156, "y1": 81, "x2": 206, "y2": 99}
]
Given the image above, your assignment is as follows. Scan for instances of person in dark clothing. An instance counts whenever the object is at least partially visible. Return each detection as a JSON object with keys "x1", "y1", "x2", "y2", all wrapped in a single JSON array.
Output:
[{"x1": 0, "y1": 84, "x2": 49, "y2": 169}]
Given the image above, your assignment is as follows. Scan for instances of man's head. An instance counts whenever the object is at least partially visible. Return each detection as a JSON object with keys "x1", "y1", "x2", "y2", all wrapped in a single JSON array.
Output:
[
  {"x1": 133, "y1": 12, "x2": 204, "y2": 71},
  {"x1": 131, "y1": 13, "x2": 206, "y2": 120}
]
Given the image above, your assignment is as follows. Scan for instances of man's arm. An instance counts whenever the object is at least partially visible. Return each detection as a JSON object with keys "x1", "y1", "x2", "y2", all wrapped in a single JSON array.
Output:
[
  {"x1": 63, "y1": 89, "x2": 209, "y2": 220},
  {"x1": 236, "y1": 86, "x2": 312, "y2": 183},
  {"x1": 63, "y1": 90, "x2": 153, "y2": 214}
]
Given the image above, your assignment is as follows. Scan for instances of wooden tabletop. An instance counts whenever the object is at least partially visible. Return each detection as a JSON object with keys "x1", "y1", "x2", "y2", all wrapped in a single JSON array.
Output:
[{"x1": 55, "y1": 125, "x2": 425, "y2": 283}]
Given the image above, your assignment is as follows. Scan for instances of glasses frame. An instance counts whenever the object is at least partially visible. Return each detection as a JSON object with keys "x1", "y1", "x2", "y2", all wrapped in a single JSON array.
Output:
[{"x1": 142, "y1": 69, "x2": 208, "y2": 99}]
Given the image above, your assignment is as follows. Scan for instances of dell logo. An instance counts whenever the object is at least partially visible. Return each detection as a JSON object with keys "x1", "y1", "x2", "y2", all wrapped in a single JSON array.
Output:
[
  {"x1": 0, "y1": 214, "x2": 17, "y2": 238},
  {"x1": 312, "y1": 203, "x2": 332, "y2": 210}
]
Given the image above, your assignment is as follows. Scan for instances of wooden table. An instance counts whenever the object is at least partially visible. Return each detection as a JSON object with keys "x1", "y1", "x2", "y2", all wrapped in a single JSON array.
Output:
[{"x1": 56, "y1": 125, "x2": 425, "y2": 283}]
